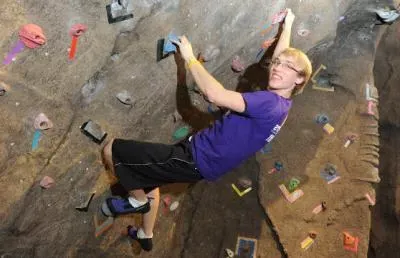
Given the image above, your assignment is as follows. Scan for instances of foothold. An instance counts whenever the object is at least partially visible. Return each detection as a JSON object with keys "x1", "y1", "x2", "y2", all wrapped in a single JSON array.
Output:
[
  {"x1": 269, "y1": 161, "x2": 283, "y2": 174},
  {"x1": 323, "y1": 123, "x2": 335, "y2": 135},
  {"x1": 343, "y1": 232, "x2": 359, "y2": 253},
  {"x1": 320, "y1": 164, "x2": 340, "y2": 184},
  {"x1": 106, "y1": 0, "x2": 134, "y2": 24},
  {"x1": 374, "y1": 8, "x2": 400, "y2": 23},
  {"x1": 271, "y1": 10, "x2": 288, "y2": 25},
  {"x1": 3, "y1": 40, "x2": 25, "y2": 65},
  {"x1": 279, "y1": 184, "x2": 303, "y2": 203},
  {"x1": 80, "y1": 120, "x2": 108, "y2": 144},
  {"x1": 69, "y1": 24, "x2": 87, "y2": 60},
  {"x1": 169, "y1": 201, "x2": 179, "y2": 211},
  {"x1": 202, "y1": 45, "x2": 220, "y2": 62},
  {"x1": 344, "y1": 133, "x2": 358, "y2": 148},
  {"x1": 309, "y1": 231, "x2": 318, "y2": 239},
  {"x1": 31, "y1": 129, "x2": 42, "y2": 150},
  {"x1": 235, "y1": 236, "x2": 257, "y2": 258},
  {"x1": 238, "y1": 177, "x2": 252, "y2": 188},
  {"x1": 172, "y1": 110, "x2": 182, "y2": 123},
  {"x1": 40, "y1": 176, "x2": 55, "y2": 189},
  {"x1": 34, "y1": 113, "x2": 53, "y2": 130},
  {"x1": 301, "y1": 236, "x2": 314, "y2": 250},
  {"x1": 321, "y1": 201, "x2": 327, "y2": 210},
  {"x1": 260, "y1": 143, "x2": 272, "y2": 154},
  {"x1": 76, "y1": 192, "x2": 96, "y2": 212},
  {"x1": 315, "y1": 114, "x2": 329, "y2": 125},
  {"x1": 232, "y1": 183, "x2": 252, "y2": 197},
  {"x1": 311, "y1": 64, "x2": 334, "y2": 92},
  {"x1": 116, "y1": 90, "x2": 133, "y2": 105},
  {"x1": 94, "y1": 214, "x2": 114, "y2": 238},
  {"x1": 19, "y1": 24, "x2": 46, "y2": 49},
  {"x1": 288, "y1": 178, "x2": 300, "y2": 192},
  {"x1": 297, "y1": 29, "x2": 310, "y2": 37},
  {"x1": 367, "y1": 100, "x2": 376, "y2": 115},
  {"x1": 225, "y1": 248, "x2": 234, "y2": 258},
  {"x1": 231, "y1": 56, "x2": 245, "y2": 73},
  {"x1": 173, "y1": 126, "x2": 190, "y2": 140},
  {"x1": 365, "y1": 193, "x2": 376, "y2": 206}
]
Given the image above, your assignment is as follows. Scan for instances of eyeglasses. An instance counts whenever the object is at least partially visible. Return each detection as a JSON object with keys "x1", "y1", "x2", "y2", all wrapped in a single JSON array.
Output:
[{"x1": 270, "y1": 58, "x2": 302, "y2": 74}]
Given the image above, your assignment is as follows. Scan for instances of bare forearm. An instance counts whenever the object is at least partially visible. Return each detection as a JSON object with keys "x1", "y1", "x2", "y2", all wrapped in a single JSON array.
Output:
[
  {"x1": 188, "y1": 60, "x2": 224, "y2": 100},
  {"x1": 273, "y1": 24, "x2": 292, "y2": 58}
]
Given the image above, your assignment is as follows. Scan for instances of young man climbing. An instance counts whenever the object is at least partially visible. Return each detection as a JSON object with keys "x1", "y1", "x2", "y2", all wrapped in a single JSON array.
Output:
[{"x1": 101, "y1": 8, "x2": 312, "y2": 251}]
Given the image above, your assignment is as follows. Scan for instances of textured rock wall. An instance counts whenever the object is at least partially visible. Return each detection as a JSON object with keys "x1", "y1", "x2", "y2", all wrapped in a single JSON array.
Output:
[{"x1": 0, "y1": 0, "x2": 396, "y2": 257}]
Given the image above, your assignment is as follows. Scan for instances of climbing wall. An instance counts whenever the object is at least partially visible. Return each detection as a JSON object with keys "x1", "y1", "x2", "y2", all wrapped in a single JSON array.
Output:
[{"x1": 0, "y1": 0, "x2": 397, "y2": 257}]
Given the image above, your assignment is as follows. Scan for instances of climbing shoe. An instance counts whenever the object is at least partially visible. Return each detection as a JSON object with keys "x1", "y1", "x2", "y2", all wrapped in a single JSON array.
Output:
[
  {"x1": 127, "y1": 226, "x2": 153, "y2": 252},
  {"x1": 101, "y1": 197, "x2": 150, "y2": 217}
]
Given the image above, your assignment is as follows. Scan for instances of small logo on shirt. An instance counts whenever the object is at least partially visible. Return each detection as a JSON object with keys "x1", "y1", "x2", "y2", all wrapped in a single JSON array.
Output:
[{"x1": 265, "y1": 124, "x2": 282, "y2": 143}]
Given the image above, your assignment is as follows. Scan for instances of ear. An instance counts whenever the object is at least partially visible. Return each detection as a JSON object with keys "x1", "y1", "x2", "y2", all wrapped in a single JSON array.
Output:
[{"x1": 295, "y1": 75, "x2": 305, "y2": 85}]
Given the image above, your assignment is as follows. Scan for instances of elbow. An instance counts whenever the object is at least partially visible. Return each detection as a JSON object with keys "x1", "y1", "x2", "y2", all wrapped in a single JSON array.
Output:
[{"x1": 205, "y1": 88, "x2": 223, "y2": 104}]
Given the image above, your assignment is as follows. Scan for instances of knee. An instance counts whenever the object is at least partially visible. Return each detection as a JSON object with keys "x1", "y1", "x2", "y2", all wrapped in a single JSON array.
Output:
[{"x1": 102, "y1": 138, "x2": 115, "y2": 158}]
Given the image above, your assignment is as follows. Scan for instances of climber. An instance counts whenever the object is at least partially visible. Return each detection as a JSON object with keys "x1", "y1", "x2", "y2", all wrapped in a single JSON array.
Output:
[{"x1": 101, "y1": 8, "x2": 312, "y2": 251}]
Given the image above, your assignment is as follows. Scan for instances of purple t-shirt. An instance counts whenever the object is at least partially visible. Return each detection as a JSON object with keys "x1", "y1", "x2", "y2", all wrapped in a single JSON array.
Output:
[{"x1": 190, "y1": 91, "x2": 292, "y2": 181}]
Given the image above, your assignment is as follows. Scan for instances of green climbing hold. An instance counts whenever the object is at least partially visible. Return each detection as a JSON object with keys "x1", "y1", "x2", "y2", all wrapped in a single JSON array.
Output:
[
  {"x1": 173, "y1": 126, "x2": 190, "y2": 140},
  {"x1": 288, "y1": 178, "x2": 300, "y2": 192}
]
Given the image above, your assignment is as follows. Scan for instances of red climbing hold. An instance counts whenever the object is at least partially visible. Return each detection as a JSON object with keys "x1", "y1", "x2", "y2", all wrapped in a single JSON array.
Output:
[{"x1": 19, "y1": 24, "x2": 46, "y2": 49}]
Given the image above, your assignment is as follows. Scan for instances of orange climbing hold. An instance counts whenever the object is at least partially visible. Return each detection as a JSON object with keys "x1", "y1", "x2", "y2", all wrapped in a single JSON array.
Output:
[{"x1": 343, "y1": 232, "x2": 359, "y2": 253}]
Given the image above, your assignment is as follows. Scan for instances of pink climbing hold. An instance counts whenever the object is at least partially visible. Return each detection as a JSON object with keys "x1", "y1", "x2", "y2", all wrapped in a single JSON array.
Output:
[
  {"x1": 34, "y1": 113, "x2": 53, "y2": 130},
  {"x1": 69, "y1": 24, "x2": 88, "y2": 37},
  {"x1": 40, "y1": 176, "x2": 55, "y2": 189},
  {"x1": 367, "y1": 101, "x2": 376, "y2": 115},
  {"x1": 19, "y1": 24, "x2": 46, "y2": 49},
  {"x1": 231, "y1": 56, "x2": 245, "y2": 73},
  {"x1": 271, "y1": 10, "x2": 288, "y2": 25}
]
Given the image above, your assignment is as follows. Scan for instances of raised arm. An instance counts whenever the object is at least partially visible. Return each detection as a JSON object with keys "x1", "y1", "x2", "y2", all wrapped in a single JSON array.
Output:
[
  {"x1": 272, "y1": 8, "x2": 295, "y2": 59},
  {"x1": 173, "y1": 37, "x2": 245, "y2": 113}
]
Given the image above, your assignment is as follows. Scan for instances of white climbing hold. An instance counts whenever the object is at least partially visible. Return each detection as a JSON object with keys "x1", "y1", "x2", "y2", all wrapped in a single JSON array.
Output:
[
  {"x1": 225, "y1": 248, "x2": 234, "y2": 258},
  {"x1": 169, "y1": 201, "x2": 179, "y2": 211},
  {"x1": 116, "y1": 90, "x2": 133, "y2": 105},
  {"x1": 34, "y1": 113, "x2": 53, "y2": 130}
]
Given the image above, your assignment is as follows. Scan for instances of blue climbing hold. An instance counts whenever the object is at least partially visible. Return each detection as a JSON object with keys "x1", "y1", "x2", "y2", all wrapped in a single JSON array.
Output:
[
  {"x1": 163, "y1": 32, "x2": 179, "y2": 55},
  {"x1": 315, "y1": 114, "x2": 329, "y2": 125}
]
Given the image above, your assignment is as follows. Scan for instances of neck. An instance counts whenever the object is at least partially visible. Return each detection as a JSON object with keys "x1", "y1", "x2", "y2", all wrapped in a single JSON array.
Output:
[{"x1": 267, "y1": 87, "x2": 292, "y2": 99}]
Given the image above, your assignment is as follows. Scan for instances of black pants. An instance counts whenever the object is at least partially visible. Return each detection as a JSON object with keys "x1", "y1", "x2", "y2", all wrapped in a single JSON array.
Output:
[{"x1": 112, "y1": 138, "x2": 203, "y2": 193}]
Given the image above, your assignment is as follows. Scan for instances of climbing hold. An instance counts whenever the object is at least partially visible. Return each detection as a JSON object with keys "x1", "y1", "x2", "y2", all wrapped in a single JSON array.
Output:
[
  {"x1": 311, "y1": 64, "x2": 335, "y2": 92},
  {"x1": 238, "y1": 177, "x2": 252, "y2": 189},
  {"x1": 323, "y1": 123, "x2": 335, "y2": 135},
  {"x1": 231, "y1": 56, "x2": 245, "y2": 73},
  {"x1": 173, "y1": 126, "x2": 190, "y2": 140},
  {"x1": 312, "y1": 202, "x2": 326, "y2": 214},
  {"x1": 106, "y1": 0, "x2": 133, "y2": 24},
  {"x1": 320, "y1": 164, "x2": 340, "y2": 184},
  {"x1": 232, "y1": 183, "x2": 252, "y2": 197},
  {"x1": 301, "y1": 236, "x2": 314, "y2": 250},
  {"x1": 256, "y1": 38, "x2": 276, "y2": 60},
  {"x1": 172, "y1": 110, "x2": 182, "y2": 123},
  {"x1": 269, "y1": 161, "x2": 283, "y2": 174},
  {"x1": 343, "y1": 232, "x2": 359, "y2": 253},
  {"x1": 0, "y1": 84, "x2": 7, "y2": 96},
  {"x1": 80, "y1": 120, "x2": 108, "y2": 144},
  {"x1": 156, "y1": 32, "x2": 180, "y2": 62},
  {"x1": 260, "y1": 143, "x2": 272, "y2": 154},
  {"x1": 365, "y1": 193, "x2": 376, "y2": 206},
  {"x1": 116, "y1": 90, "x2": 133, "y2": 105},
  {"x1": 3, "y1": 40, "x2": 25, "y2": 65},
  {"x1": 202, "y1": 45, "x2": 220, "y2": 62},
  {"x1": 68, "y1": 24, "x2": 87, "y2": 60},
  {"x1": 367, "y1": 100, "x2": 376, "y2": 115},
  {"x1": 374, "y1": 8, "x2": 400, "y2": 23},
  {"x1": 235, "y1": 237, "x2": 257, "y2": 258},
  {"x1": 19, "y1": 24, "x2": 46, "y2": 49},
  {"x1": 271, "y1": 10, "x2": 287, "y2": 25},
  {"x1": 321, "y1": 201, "x2": 327, "y2": 211},
  {"x1": 162, "y1": 195, "x2": 172, "y2": 214},
  {"x1": 76, "y1": 192, "x2": 96, "y2": 212},
  {"x1": 315, "y1": 114, "x2": 329, "y2": 125},
  {"x1": 344, "y1": 133, "x2": 358, "y2": 148},
  {"x1": 34, "y1": 113, "x2": 53, "y2": 130},
  {"x1": 279, "y1": 184, "x2": 303, "y2": 203},
  {"x1": 169, "y1": 201, "x2": 179, "y2": 211},
  {"x1": 288, "y1": 178, "x2": 300, "y2": 192},
  {"x1": 297, "y1": 28, "x2": 310, "y2": 37},
  {"x1": 40, "y1": 176, "x2": 55, "y2": 189},
  {"x1": 225, "y1": 248, "x2": 234, "y2": 258},
  {"x1": 94, "y1": 213, "x2": 114, "y2": 238},
  {"x1": 309, "y1": 231, "x2": 318, "y2": 239}
]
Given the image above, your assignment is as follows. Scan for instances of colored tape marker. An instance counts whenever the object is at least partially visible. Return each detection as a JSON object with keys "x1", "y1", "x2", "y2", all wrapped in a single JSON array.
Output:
[
  {"x1": 69, "y1": 36, "x2": 78, "y2": 60},
  {"x1": 31, "y1": 129, "x2": 42, "y2": 150},
  {"x1": 3, "y1": 40, "x2": 25, "y2": 65}
]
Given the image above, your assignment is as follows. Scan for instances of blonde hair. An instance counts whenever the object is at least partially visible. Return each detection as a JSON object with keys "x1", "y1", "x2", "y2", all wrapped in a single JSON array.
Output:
[{"x1": 279, "y1": 48, "x2": 312, "y2": 96}]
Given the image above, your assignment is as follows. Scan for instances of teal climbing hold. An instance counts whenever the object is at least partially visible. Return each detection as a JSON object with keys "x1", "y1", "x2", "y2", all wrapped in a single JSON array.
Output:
[
  {"x1": 173, "y1": 126, "x2": 190, "y2": 140},
  {"x1": 288, "y1": 178, "x2": 300, "y2": 192}
]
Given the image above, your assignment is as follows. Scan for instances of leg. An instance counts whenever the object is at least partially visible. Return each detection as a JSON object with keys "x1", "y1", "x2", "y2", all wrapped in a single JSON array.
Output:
[
  {"x1": 102, "y1": 138, "x2": 115, "y2": 175},
  {"x1": 143, "y1": 187, "x2": 160, "y2": 236}
]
